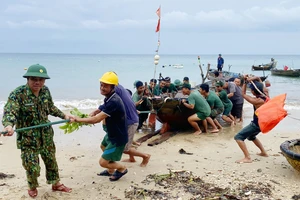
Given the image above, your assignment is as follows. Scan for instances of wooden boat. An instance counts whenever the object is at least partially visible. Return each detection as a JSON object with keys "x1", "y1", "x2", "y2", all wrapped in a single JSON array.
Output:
[
  {"x1": 151, "y1": 97, "x2": 194, "y2": 130},
  {"x1": 252, "y1": 61, "x2": 277, "y2": 71},
  {"x1": 280, "y1": 139, "x2": 300, "y2": 172},
  {"x1": 208, "y1": 69, "x2": 241, "y2": 81},
  {"x1": 252, "y1": 64, "x2": 273, "y2": 71},
  {"x1": 172, "y1": 64, "x2": 184, "y2": 69},
  {"x1": 271, "y1": 69, "x2": 300, "y2": 77}
]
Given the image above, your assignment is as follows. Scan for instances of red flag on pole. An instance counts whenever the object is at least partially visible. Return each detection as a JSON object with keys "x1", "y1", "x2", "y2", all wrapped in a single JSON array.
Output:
[
  {"x1": 155, "y1": 19, "x2": 160, "y2": 32},
  {"x1": 156, "y1": 7, "x2": 161, "y2": 18}
]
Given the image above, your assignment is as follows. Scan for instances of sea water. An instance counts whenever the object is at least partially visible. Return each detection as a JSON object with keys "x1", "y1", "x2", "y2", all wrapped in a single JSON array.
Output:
[{"x1": 0, "y1": 53, "x2": 299, "y2": 113}]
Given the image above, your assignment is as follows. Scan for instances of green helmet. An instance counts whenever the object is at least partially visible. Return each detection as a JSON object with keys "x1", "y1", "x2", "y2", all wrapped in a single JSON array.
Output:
[
  {"x1": 23, "y1": 64, "x2": 50, "y2": 79},
  {"x1": 174, "y1": 79, "x2": 182, "y2": 86}
]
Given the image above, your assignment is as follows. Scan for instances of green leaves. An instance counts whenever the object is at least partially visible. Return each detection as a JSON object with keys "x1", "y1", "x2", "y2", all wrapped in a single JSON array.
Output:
[{"x1": 59, "y1": 108, "x2": 92, "y2": 134}]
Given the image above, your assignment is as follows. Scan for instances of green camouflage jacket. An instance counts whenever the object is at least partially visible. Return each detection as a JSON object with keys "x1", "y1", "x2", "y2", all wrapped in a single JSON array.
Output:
[{"x1": 2, "y1": 84, "x2": 65, "y2": 149}]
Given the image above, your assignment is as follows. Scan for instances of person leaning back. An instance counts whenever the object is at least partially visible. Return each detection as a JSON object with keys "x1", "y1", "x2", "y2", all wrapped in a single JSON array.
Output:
[{"x1": 1, "y1": 64, "x2": 74, "y2": 198}]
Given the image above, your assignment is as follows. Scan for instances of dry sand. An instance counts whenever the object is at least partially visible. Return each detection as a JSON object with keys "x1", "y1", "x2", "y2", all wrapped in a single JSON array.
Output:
[{"x1": 1, "y1": 108, "x2": 300, "y2": 200}]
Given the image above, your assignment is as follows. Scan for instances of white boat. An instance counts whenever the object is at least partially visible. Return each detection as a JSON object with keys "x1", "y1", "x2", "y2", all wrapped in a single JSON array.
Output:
[{"x1": 172, "y1": 64, "x2": 184, "y2": 69}]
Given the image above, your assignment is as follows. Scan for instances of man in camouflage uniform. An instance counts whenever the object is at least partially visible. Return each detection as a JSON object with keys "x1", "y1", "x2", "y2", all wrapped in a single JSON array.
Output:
[{"x1": 1, "y1": 64, "x2": 73, "y2": 198}]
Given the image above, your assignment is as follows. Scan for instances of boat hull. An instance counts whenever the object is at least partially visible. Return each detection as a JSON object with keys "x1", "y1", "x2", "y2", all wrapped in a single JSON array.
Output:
[
  {"x1": 252, "y1": 65, "x2": 273, "y2": 71},
  {"x1": 151, "y1": 97, "x2": 195, "y2": 130},
  {"x1": 271, "y1": 69, "x2": 300, "y2": 77}
]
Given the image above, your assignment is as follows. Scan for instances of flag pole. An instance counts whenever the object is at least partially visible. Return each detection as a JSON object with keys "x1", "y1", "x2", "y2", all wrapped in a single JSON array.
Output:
[{"x1": 153, "y1": 5, "x2": 161, "y2": 81}]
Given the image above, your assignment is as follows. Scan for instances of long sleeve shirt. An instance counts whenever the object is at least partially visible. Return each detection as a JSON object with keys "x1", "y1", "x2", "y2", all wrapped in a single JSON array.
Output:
[{"x1": 2, "y1": 84, "x2": 65, "y2": 149}]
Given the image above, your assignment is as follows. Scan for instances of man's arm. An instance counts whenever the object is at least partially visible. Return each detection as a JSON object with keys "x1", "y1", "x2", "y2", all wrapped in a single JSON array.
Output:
[{"x1": 76, "y1": 111, "x2": 107, "y2": 124}]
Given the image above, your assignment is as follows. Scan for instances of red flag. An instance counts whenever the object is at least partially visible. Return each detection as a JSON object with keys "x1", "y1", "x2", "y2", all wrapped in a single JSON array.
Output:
[
  {"x1": 155, "y1": 19, "x2": 160, "y2": 32},
  {"x1": 156, "y1": 7, "x2": 161, "y2": 18}
]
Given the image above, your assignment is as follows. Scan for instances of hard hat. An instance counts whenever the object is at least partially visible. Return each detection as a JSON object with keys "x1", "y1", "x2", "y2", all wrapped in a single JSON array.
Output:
[{"x1": 99, "y1": 72, "x2": 118, "y2": 85}]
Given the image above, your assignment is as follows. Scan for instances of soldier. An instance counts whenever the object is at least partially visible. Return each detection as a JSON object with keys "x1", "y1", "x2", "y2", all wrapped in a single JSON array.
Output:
[{"x1": 1, "y1": 64, "x2": 74, "y2": 198}]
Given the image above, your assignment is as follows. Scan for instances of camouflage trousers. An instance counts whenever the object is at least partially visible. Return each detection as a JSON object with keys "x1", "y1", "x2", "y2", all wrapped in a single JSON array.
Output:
[{"x1": 21, "y1": 144, "x2": 59, "y2": 189}]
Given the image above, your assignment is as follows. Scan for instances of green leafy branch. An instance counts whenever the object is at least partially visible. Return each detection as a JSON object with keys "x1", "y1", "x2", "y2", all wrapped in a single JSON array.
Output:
[{"x1": 59, "y1": 108, "x2": 93, "y2": 134}]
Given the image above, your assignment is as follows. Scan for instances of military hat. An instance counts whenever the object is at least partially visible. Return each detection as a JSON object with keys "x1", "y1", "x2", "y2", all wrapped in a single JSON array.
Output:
[{"x1": 23, "y1": 64, "x2": 50, "y2": 79}]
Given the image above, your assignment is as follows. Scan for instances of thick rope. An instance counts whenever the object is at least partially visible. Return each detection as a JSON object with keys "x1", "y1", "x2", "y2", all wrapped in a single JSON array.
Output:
[{"x1": 1, "y1": 119, "x2": 70, "y2": 135}]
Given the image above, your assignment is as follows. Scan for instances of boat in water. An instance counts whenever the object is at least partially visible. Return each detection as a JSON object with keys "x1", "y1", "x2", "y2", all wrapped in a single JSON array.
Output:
[
  {"x1": 252, "y1": 59, "x2": 277, "y2": 71},
  {"x1": 172, "y1": 64, "x2": 184, "y2": 69},
  {"x1": 271, "y1": 68, "x2": 300, "y2": 77}
]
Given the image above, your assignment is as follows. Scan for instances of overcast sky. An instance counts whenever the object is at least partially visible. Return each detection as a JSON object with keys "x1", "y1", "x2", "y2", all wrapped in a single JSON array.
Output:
[{"x1": 0, "y1": 0, "x2": 299, "y2": 54}]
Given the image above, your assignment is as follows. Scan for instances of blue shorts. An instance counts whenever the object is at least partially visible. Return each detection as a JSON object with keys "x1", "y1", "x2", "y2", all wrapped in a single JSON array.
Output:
[{"x1": 234, "y1": 122, "x2": 261, "y2": 141}]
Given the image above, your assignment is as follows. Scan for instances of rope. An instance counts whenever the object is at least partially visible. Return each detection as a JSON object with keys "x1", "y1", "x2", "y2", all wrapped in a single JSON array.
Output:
[
  {"x1": 287, "y1": 115, "x2": 300, "y2": 121},
  {"x1": 1, "y1": 119, "x2": 70, "y2": 135},
  {"x1": 249, "y1": 80, "x2": 267, "y2": 98}
]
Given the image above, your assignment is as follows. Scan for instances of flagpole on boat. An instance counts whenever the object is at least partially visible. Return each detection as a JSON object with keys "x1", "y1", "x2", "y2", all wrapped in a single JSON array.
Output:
[
  {"x1": 149, "y1": 5, "x2": 161, "y2": 133},
  {"x1": 153, "y1": 5, "x2": 161, "y2": 81}
]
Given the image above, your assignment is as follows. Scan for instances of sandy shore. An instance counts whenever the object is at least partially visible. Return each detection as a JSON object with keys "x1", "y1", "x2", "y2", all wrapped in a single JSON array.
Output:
[{"x1": 1, "y1": 107, "x2": 300, "y2": 200}]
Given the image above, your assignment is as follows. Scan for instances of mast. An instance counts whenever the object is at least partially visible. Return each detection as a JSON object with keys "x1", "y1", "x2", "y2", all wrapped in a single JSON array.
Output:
[{"x1": 153, "y1": 5, "x2": 161, "y2": 80}]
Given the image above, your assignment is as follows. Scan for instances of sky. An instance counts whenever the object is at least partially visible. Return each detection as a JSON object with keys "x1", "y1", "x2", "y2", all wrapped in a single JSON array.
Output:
[{"x1": 0, "y1": 0, "x2": 300, "y2": 55}]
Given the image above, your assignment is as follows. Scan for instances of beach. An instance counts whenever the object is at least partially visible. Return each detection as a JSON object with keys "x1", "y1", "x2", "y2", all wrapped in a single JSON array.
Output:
[{"x1": 1, "y1": 106, "x2": 300, "y2": 200}]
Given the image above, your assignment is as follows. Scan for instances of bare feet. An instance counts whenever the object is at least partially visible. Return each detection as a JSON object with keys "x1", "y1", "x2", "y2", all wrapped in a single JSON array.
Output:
[
  {"x1": 235, "y1": 158, "x2": 252, "y2": 164},
  {"x1": 132, "y1": 141, "x2": 141, "y2": 146},
  {"x1": 210, "y1": 129, "x2": 219, "y2": 133},
  {"x1": 193, "y1": 130, "x2": 202, "y2": 136},
  {"x1": 230, "y1": 121, "x2": 235, "y2": 127},
  {"x1": 257, "y1": 152, "x2": 269, "y2": 157},
  {"x1": 140, "y1": 154, "x2": 151, "y2": 167}
]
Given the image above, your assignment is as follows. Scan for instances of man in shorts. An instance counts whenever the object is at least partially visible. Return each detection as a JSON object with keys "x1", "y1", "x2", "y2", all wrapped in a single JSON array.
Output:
[
  {"x1": 199, "y1": 83, "x2": 224, "y2": 132},
  {"x1": 91, "y1": 83, "x2": 151, "y2": 168},
  {"x1": 181, "y1": 83, "x2": 211, "y2": 135},
  {"x1": 234, "y1": 76, "x2": 269, "y2": 164},
  {"x1": 75, "y1": 72, "x2": 128, "y2": 181}
]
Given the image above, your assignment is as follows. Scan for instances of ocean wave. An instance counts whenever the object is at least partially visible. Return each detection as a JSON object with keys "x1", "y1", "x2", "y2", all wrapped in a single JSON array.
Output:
[
  {"x1": 0, "y1": 98, "x2": 299, "y2": 114},
  {"x1": 0, "y1": 99, "x2": 104, "y2": 113}
]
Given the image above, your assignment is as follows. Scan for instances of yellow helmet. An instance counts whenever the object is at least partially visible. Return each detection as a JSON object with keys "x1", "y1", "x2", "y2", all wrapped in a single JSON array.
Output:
[{"x1": 99, "y1": 71, "x2": 118, "y2": 85}]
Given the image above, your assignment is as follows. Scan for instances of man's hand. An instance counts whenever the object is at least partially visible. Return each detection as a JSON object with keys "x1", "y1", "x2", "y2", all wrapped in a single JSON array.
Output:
[
  {"x1": 2, "y1": 125, "x2": 14, "y2": 136},
  {"x1": 64, "y1": 114, "x2": 75, "y2": 123},
  {"x1": 181, "y1": 99, "x2": 186, "y2": 104}
]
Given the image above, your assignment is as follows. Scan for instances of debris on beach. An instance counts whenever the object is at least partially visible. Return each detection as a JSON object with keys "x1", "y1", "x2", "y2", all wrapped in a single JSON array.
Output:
[
  {"x1": 124, "y1": 169, "x2": 275, "y2": 199},
  {"x1": 292, "y1": 194, "x2": 300, "y2": 200},
  {"x1": 0, "y1": 172, "x2": 15, "y2": 180},
  {"x1": 178, "y1": 148, "x2": 193, "y2": 155}
]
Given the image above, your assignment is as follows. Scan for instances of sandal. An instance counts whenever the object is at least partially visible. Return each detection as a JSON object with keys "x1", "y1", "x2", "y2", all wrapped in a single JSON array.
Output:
[
  {"x1": 97, "y1": 170, "x2": 114, "y2": 176},
  {"x1": 109, "y1": 169, "x2": 128, "y2": 181},
  {"x1": 28, "y1": 188, "x2": 38, "y2": 198},
  {"x1": 52, "y1": 184, "x2": 72, "y2": 193}
]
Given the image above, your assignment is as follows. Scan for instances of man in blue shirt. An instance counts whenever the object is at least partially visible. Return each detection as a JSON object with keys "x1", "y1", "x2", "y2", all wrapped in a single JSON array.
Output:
[
  {"x1": 75, "y1": 72, "x2": 128, "y2": 181},
  {"x1": 93, "y1": 83, "x2": 151, "y2": 168},
  {"x1": 217, "y1": 54, "x2": 224, "y2": 72}
]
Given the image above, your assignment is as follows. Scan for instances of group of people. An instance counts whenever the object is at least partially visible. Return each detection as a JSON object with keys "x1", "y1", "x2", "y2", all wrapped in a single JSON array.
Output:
[
  {"x1": 1, "y1": 65, "x2": 150, "y2": 198},
  {"x1": 1, "y1": 63, "x2": 270, "y2": 198}
]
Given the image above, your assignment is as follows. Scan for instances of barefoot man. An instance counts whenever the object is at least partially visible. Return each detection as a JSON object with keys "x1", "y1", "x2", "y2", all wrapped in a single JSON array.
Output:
[
  {"x1": 234, "y1": 76, "x2": 269, "y2": 163},
  {"x1": 181, "y1": 83, "x2": 211, "y2": 135}
]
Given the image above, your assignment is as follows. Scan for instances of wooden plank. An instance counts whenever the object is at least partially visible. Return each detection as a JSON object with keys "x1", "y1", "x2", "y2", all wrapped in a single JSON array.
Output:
[
  {"x1": 147, "y1": 132, "x2": 177, "y2": 146},
  {"x1": 135, "y1": 129, "x2": 161, "y2": 143}
]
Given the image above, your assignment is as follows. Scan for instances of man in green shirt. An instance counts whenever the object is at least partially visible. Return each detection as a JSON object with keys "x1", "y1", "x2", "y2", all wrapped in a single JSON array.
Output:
[
  {"x1": 215, "y1": 81, "x2": 235, "y2": 126},
  {"x1": 162, "y1": 77, "x2": 178, "y2": 94},
  {"x1": 181, "y1": 83, "x2": 211, "y2": 135},
  {"x1": 153, "y1": 79, "x2": 166, "y2": 96},
  {"x1": 1, "y1": 64, "x2": 74, "y2": 198},
  {"x1": 132, "y1": 81, "x2": 151, "y2": 130},
  {"x1": 199, "y1": 83, "x2": 224, "y2": 132}
]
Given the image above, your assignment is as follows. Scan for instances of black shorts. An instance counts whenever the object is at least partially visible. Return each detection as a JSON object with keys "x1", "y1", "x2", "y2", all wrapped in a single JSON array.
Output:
[{"x1": 231, "y1": 103, "x2": 243, "y2": 118}]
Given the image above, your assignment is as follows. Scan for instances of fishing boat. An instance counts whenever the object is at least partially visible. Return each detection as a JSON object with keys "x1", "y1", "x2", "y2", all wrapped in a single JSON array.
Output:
[
  {"x1": 271, "y1": 69, "x2": 300, "y2": 77},
  {"x1": 208, "y1": 69, "x2": 241, "y2": 81},
  {"x1": 252, "y1": 64, "x2": 274, "y2": 71},
  {"x1": 280, "y1": 139, "x2": 300, "y2": 172},
  {"x1": 172, "y1": 64, "x2": 184, "y2": 69},
  {"x1": 252, "y1": 60, "x2": 277, "y2": 71}
]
